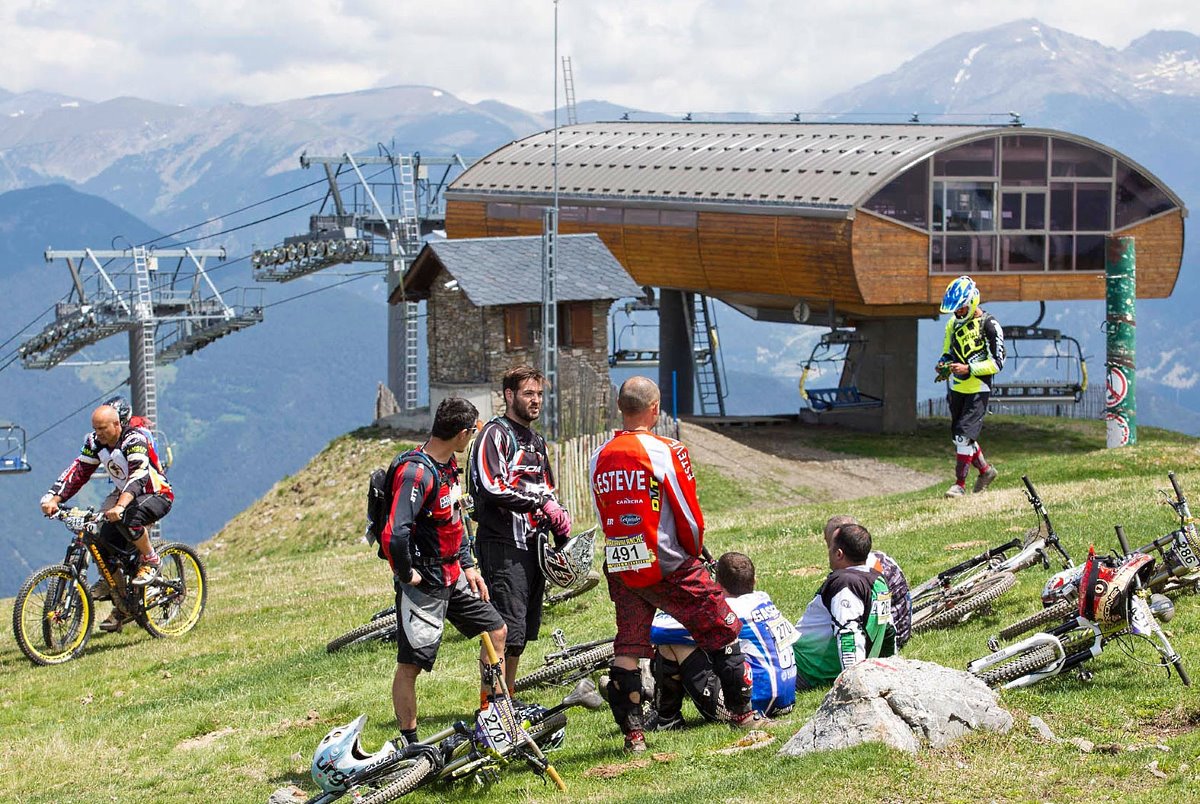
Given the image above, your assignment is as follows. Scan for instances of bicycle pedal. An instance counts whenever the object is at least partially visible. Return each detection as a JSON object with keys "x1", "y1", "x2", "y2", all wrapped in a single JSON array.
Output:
[{"x1": 987, "y1": 637, "x2": 1000, "y2": 652}]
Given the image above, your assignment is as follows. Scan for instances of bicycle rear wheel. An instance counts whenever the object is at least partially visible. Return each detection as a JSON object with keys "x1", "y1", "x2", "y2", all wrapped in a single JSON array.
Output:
[
  {"x1": 14, "y1": 564, "x2": 94, "y2": 666},
  {"x1": 327, "y1": 613, "x2": 399, "y2": 653},
  {"x1": 913, "y1": 571, "x2": 1017, "y2": 634},
  {"x1": 354, "y1": 755, "x2": 437, "y2": 804},
  {"x1": 513, "y1": 643, "x2": 615, "y2": 692},
  {"x1": 997, "y1": 598, "x2": 1076, "y2": 642},
  {"x1": 139, "y1": 543, "x2": 207, "y2": 638},
  {"x1": 974, "y1": 642, "x2": 1059, "y2": 687}
]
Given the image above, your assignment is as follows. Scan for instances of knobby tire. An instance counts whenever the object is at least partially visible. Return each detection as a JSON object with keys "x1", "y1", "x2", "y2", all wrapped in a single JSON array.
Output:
[
  {"x1": 354, "y1": 755, "x2": 437, "y2": 804},
  {"x1": 138, "y1": 543, "x2": 208, "y2": 638},
  {"x1": 997, "y1": 598, "x2": 1076, "y2": 641},
  {"x1": 327, "y1": 613, "x2": 398, "y2": 653},
  {"x1": 14, "y1": 564, "x2": 94, "y2": 666},
  {"x1": 912, "y1": 571, "x2": 1017, "y2": 633},
  {"x1": 976, "y1": 642, "x2": 1060, "y2": 687},
  {"x1": 513, "y1": 643, "x2": 615, "y2": 692}
]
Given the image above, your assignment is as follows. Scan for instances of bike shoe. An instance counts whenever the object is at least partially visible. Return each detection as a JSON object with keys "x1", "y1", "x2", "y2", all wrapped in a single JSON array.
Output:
[
  {"x1": 623, "y1": 730, "x2": 647, "y2": 753},
  {"x1": 132, "y1": 557, "x2": 161, "y2": 586},
  {"x1": 944, "y1": 484, "x2": 967, "y2": 499},
  {"x1": 653, "y1": 712, "x2": 685, "y2": 732},
  {"x1": 974, "y1": 466, "x2": 998, "y2": 494},
  {"x1": 98, "y1": 611, "x2": 127, "y2": 633},
  {"x1": 728, "y1": 710, "x2": 758, "y2": 730}
]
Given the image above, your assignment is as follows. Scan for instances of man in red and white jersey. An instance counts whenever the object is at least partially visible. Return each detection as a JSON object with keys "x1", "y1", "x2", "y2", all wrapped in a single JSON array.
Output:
[{"x1": 589, "y1": 376, "x2": 753, "y2": 753}]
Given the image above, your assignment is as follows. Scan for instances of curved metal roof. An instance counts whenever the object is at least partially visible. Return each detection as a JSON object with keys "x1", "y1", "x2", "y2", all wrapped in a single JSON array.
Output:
[{"x1": 447, "y1": 122, "x2": 1185, "y2": 217}]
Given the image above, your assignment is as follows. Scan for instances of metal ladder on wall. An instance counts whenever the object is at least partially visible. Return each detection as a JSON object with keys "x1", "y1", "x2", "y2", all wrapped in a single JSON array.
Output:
[
  {"x1": 562, "y1": 57, "x2": 578, "y2": 126},
  {"x1": 689, "y1": 293, "x2": 726, "y2": 416},
  {"x1": 132, "y1": 247, "x2": 158, "y2": 427},
  {"x1": 397, "y1": 156, "x2": 422, "y2": 411}
]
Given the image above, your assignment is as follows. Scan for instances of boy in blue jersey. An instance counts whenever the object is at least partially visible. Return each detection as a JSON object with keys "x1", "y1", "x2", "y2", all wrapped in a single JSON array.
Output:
[{"x1": 649, "y1": 552, "x2": 797, "y2": 729}]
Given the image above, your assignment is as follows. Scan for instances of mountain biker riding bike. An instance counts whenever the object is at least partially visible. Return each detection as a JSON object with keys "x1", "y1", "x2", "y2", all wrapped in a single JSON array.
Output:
[
  {"x1": 39, "y1": 404, "x2": 173, "y2": 630},
  {"x1": 382, "y1": 396, "x2": 507, "y2": 747},
  {"x1": 650, "y1": 551, "x2": 797, "y2": 728}
]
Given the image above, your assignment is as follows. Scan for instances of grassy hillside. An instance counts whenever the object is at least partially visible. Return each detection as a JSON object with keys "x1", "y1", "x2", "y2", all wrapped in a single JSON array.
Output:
[{"x1": 2, "y1": 418, "x2": 1200, "y2": 803}]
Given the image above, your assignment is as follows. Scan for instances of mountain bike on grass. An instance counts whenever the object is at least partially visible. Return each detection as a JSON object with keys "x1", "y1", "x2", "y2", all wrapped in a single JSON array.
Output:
[
  {"x1": 12, "y1": 505, "x2": 207, "y2": 666},
  {"x1": 513, "y1": 627, "x2": 616, "y2": 692},
  {"x1": 305, "y1": 634, "x2": 605, "y2": 804},
  {"x1": 992, "y1": 471, "x2": 1200, "y2": 644},
  {"x1": 968, "y1": 525, "x2": 1188, "y2": 689},
  {"x1": 909, "y1": 474, "x2": 1074, "y2": 634}
]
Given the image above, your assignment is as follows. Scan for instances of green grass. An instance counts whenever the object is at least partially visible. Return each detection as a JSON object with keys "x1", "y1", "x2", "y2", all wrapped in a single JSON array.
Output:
[{"x1": 3, "y1": 417, "x2": 1200, "y2": 802}]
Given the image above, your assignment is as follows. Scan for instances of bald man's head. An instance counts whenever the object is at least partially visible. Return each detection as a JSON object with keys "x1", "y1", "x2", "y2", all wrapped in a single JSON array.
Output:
[
  {"x1": 91, "y1": 404, "x2": 123, "y2": 447},
  {"x1": 617, "y1": 376, "x2": 660, "y2": 415}
]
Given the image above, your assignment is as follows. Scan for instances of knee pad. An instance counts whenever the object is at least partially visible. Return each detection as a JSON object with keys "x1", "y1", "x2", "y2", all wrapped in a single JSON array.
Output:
[
  {"x1": 953, "y1": 435, "x2": 976, "y2": 456},
  {"x1": 678, "y1": 649, "x2": 723, "y2": 722},
  {"x1": 650, "y1": 653, "x2": 685, "y2": 720},
  {"x1": 605, "y1": 665, "x2": 644, "y2": 735},
  {"x1": 706, "y1": 644, "x2": 752, "y2": 718}
]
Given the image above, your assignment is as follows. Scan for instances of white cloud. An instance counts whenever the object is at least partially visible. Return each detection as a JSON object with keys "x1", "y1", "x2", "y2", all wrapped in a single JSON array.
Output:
[{"x1": 0, "y1": 1, "x2": 1198, "y2": 111}]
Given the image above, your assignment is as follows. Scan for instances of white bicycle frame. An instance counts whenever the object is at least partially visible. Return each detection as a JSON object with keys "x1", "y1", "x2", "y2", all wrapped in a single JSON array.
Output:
[{"x1": 967, "y1": 620, "x2": 1102, "y2": 689}]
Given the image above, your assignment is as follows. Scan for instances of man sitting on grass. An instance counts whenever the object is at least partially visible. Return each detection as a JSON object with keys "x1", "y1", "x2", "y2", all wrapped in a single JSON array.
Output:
[
  {"x1": 793, "y1": 523, "x2": 896, "y2": 689},
  {"x1": 650, "y1": 551, "x2": 798, "y2": 728}
]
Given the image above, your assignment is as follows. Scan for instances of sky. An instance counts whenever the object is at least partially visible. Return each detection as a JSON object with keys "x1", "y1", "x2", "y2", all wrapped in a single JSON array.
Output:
[{"x1": 2, "y1": 1, "x2": 1199, "y2": 113}]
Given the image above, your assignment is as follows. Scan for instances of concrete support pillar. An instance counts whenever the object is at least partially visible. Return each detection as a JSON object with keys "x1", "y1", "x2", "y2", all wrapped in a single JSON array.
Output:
[
  {"x1": 837, "y1": 318, "x2": 919, "y2": 433},
  {"x1": 658, "y1": 289, "x2": 694, "y2": 416}
]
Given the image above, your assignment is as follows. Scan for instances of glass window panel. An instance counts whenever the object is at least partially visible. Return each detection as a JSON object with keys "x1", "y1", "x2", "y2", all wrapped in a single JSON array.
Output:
[
  {"x1": 864, "y1": 160, "x2": 929, "y2": 227},
  {"x1": 1051, "y1": 139, "x2": 1113, "y2": 178},
  {"x1": 1025, "y1": 193, "x2": 1046, "y2": 230},
  {"x1": 1001, "y1": 235, "x2": 1045, "y2": 271},
  {"x1": 519, "y1": 204, "x2": 545, "y2": 220},
  {"x1": 933, "y1": 139, "x2": 997, "y2": 177},
  {"x1": 1048, "y1": 235, "x2": 1074, "y2": 271},
  {"x1": 490, "y1": 203, "x2": 520, "y2": 220},
  {"x1": 1115, "y1": 161, "x2": 1176, "y2": 228},
  {"x1": 944, "y1": 235, "x2": 996, "y2": 273},
  {"x1": 559, "y1": 206, "x2": 587, "y2": 222},
  {"x1": 1050, "y1": 183, "x2": 1074, "y2": 231},
  {"x1": 587, "y1": 206, "x2": 622, "y2": 223},
  {"x1": 1001, "y1": 135, "x2": 1048, "y2": 186},
  {"x1": 1075, "y1": 183, "x2": 1111, "y2": 231},
  {"x1": 930, "y1": 236, "x2": 946, "y2": 272},
  {"x1": 1075, "y1": 235, "x2": 1106, "y2": 271},
  {"x1": 938, "y1": 182, "x2": 994, "y2": 232},
  {"x1": 623, "y1": 208, "x2": 659, "y2": 225},
  {"x1": 660, "y1": 210, "x2": 697, "y2": 227},
  {"x1": 1001, "y1": 193, "x2": 1022, "y2": 231}
]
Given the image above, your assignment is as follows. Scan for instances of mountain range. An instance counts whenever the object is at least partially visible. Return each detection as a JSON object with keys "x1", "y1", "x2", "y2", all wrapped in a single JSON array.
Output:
[{"x1": 3, "y1": 17, "x2": 1200, "y2": 594}]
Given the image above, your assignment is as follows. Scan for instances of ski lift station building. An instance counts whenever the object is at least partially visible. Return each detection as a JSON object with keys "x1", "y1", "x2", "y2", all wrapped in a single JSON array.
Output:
[{"x1": 442, "y1": 122, "x2": 1186, "y2": 432}]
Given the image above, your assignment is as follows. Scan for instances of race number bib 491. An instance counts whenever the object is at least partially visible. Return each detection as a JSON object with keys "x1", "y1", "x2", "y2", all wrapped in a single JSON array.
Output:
[{"x1": 605, "y1": 535, "x2": 654, "y2": 573}]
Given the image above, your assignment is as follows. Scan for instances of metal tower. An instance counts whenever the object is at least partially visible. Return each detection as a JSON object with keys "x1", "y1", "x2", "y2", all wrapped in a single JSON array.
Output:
[
  {"x1": 562, "y1": 56, "x2": 579, "y2": 126},
  {"x1": 267, "y1": 151, "x2": 474, "y2": 411},
  {"x1": 19, "y1": 247, "x2": 263, "y2": 422}
]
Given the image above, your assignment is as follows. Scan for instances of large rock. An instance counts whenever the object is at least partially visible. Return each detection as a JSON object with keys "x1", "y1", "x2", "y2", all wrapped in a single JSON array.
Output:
[{"x1": 778, "y1": 657, "x2": 1012, "y2": 756}]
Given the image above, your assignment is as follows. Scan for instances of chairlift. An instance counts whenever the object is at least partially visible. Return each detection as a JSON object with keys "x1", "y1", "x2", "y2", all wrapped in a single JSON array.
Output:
[
  {"x1": 990, "y1": 303, "x2": 1088, "y2": 404},
  {"x1": 0, "y1": 422, "x2": 32, "y2": 474},
  {"x1": 608, "y1": 293, "x2": 660, "y2": 368},
  {"x1": 798, "y1": 329, "x2": 883, "y2": 413}
]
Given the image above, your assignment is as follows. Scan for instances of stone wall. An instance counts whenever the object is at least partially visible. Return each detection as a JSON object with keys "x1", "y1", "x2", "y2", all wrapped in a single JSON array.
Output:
[{"x1": 423, "y1": 268, "x2": 614, "y2": 431}]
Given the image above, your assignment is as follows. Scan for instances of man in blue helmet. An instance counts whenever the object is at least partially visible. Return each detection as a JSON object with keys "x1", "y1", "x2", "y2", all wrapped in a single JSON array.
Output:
[{"x1": 936, "y1": 275, "x2": 1005, "y2": 498}]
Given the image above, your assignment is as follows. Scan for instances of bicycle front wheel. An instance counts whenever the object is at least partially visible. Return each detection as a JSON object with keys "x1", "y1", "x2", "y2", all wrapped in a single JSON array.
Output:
[
  {"x1": 139, "y1": 543, "x2": 207, "y2": 638},
  {"x1": 513, "y1": 643, "x2": 615, "y2": 692},
  {"x1": 14, "y1": 564, "x2": 94, "y2": 666},
  {"x1": 974, "y1": 642, "x2": 1059, "y2": 687},
  {"x1": 913, "y1": 571, "x2": 1017, "y2": 634},
  {"x1": 327, "y1": 613, "x2": 398, "y2": 653},
  {"x1": 355, "y1": 755, "x2": 437, "y2": 804},
  {"x1": 997, "y1": 598, "x2": 1076, "y2": 642}
]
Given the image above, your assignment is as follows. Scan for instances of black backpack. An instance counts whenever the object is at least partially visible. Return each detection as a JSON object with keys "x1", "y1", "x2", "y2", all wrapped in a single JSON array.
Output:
[{"x1": 365, "y1": 449, "x2": 440, "y2": 551}]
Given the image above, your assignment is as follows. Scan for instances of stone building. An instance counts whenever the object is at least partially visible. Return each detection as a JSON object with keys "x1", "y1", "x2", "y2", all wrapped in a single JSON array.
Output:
[{"x1": 390, "y1": 233, "x2": 641, "y2": 431}]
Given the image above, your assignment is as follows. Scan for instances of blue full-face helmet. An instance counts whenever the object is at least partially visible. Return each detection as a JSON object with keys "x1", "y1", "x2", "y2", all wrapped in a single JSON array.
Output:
[{"x1": 940, "y1": 275, "x2": 979, "y2": 319}]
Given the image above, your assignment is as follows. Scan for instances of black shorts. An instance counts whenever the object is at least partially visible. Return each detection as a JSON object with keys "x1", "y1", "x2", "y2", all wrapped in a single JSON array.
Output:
[
  {"x1": 949, "y1": 391, "x2": 990, "y2": 442},
  {"x1": 394, "y1": 573, "x2": 505, "y2": 672},
  {"x1": 97, "y1": 491, "x2": 172, "y2": 549},
  {"x1": 477, "y1": 539, "x2": 545, "y2": 656}
]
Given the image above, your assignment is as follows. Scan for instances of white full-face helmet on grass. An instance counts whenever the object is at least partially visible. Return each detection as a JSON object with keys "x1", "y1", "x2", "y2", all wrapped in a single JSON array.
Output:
[
  {"x1": 538, "y1": 526, "x2": 597, "y2": 588},
  {"x1": 311, "y1": 714, "x2": 397, "y2": 793}
]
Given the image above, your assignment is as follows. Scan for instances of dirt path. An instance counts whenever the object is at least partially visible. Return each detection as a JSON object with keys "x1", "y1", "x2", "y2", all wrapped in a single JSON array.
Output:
[{"x1": 680, "y1": 420, "x2": 938, "y2": 505}]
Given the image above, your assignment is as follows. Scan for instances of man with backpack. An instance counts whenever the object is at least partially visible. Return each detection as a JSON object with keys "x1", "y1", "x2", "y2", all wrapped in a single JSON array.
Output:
[
  {"x1": 469, "y1": 365, "x2": 571, "y2": 691},
  {"x1": 377, "y1": 396, "x2": 506, "y2": 746},
  {"x1": 793, "y1": 522, "x2": 896, "y2": 689},
  {"x1": 935, "y1": 275, "x2": 1005, "y2": 498}
]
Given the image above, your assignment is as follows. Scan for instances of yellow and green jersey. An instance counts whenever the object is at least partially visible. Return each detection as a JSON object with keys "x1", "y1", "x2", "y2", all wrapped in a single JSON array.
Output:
[{"x1": 940, "y1": 310, "x2": 1005, "y2": 395}]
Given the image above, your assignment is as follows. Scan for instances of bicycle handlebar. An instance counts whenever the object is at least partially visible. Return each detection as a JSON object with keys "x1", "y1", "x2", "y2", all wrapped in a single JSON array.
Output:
[
  {"x1": 1023, "y1": 474, "x2": 1073, "y2": 567},
  {"x1": 1115, "y1": 525, "x2": 1131, "y2": 556}
]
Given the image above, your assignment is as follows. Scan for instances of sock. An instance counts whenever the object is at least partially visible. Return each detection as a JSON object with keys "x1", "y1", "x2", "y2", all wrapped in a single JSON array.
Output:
[
  {"x1": 971, "y1": 447, "x2": 990, "y2": 473},
  {"x1": 400, "y1": 727, "x2": 418, "y2": 746},
  {"x1": 955, "y1": 454, "x2": 971, "y2": 487}
]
